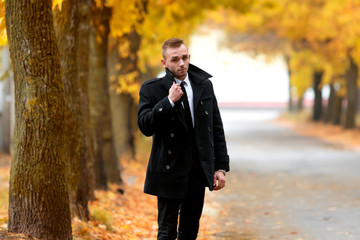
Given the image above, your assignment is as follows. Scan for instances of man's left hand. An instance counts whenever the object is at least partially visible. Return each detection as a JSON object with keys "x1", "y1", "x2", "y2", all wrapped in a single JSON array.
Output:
[{"x1": 213, "y1": 171, "x2": 226, "y2": 190}]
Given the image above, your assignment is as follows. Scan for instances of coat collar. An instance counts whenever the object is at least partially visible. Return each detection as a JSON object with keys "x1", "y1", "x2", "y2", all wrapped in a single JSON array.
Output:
[
  {"x1": 187, "y1": 63, "x2": 212, "y2": 81},
  {"x1": 164, "y1": 63, "x2": 212, "y2": 84}
]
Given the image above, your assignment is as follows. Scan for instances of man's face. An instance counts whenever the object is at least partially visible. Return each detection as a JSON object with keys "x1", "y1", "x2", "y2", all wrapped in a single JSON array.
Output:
[{"x1": 161, "y1": 44, "x2": 190, "y2": 80}]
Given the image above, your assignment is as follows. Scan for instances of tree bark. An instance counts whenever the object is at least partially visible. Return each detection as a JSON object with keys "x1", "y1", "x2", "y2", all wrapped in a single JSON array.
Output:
[
  {"x1": 6, "y1": 1, "x2": 72, "y2": 239},
  {"x1": 53, "y1": 0, "x2": 90, "y2": 220},
  {"x1": 89, "y1": 2, "x2": 122, "y2": 187},
  {"x1": 118, "y1": 31, "x2": 142, "y2": 160},
  {"x1": 296, "y1": 96, "x2": 303, "y2": 112},
  {"x1": 285, "y1": 56, "x2": 295, "y2": 113},
  {"x1": 89, "y1": 27, "x2": 107, "y2": 190},
  {"x1": 0, "y1": 47, "x2": 13, "y2": 153},
  {"x1": 77, "y1": 0, "x2": 96, "y2": 201},
  {"x1": 127, "y1": 97, "x2": 137, "y2": 159},
  {"x1": 108, "y1": 35, "x2": 139, "y2": 160},
  {"x1": 312, "y1": 71, "x2": 323, "y2": 121},
  {"x1": 332, "y1": 92, "x2": 343, "y2": 125},
  {"x1": 109, "y1": 1, "x2": 148, "y2": 160},
  {"x1": 344, "y1": 57, "x2": 358, "y2": 129},
  {"x1": 324, "y1": 83, "x2": 335, "y2": 123},
  {"x1": 109, "y1": 91, "x2": 137, "y2": 160}
]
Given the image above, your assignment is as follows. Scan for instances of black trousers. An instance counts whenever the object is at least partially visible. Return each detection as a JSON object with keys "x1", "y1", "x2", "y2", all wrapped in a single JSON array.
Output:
[{"x1": 157, "y1": 165, "x2": 206, "y2": 240}]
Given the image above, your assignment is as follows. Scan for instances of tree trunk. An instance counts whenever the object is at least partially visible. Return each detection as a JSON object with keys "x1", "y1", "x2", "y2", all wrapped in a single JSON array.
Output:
[
  {"x1": 357, "y1": 88, "x2": 360, "y2": 113},
  {"x1": 89, "y1": 28, "x2": 107, "y2": 190},
  {"x1": 6, "y1": 1, "x2": 72, "y2": 239},
  {"x1": 127, "y1": 97, "x2": 137, "y2": 159},
  {"x1": 0, "y1": 47, "x2": 13, "y2": 153},
  {"x1": 285, "y1": 56, "x2": 295, "y2": 113},
  {"x1": 344, "y1": 57, "x2": 358, "y2": 129},
  {"x1": 110, "y1": 92, "x2": 137, "y2": 160},
  {"x1": 109, "y1": 1, "x2": 148, "y2": 160},
  {"x1": 312, "y1": 71, "x2": 323, "y2": 121},
  {"x1": 77, "y1": 0, "x2": 96, "y2": 201},
  {"x1": 324, "y1": 83, "x2": 335, "y2": 123},
  {"x1": 108, "y1": 37, "x2": 122, "y2": 159},
  {"x1": 117, "y1": 32, "x2": 142, "y2": 160},
  {"x1": 296, "y1": 96, "x2": 303, "y2": 112},
  {"x1": 89, "y1": 2, "x2": 122, "y2": 187},
  {"x1": 53, "y1": 0, "x2": 90, "y2": 220},
  {"x1": 288, "y1": 86, "x2": 295, "y2": 112},
  {"x1": 108, "y1": 36, "x2": 138, "y2": 160},
  {"x1": 332, "y1": 93, "x2": 343, "y2": 125}
]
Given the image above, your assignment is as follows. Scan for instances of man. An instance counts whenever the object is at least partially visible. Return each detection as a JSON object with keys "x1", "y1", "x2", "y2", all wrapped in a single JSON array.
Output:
[{"x1": 138, "y1": 38, "x2": 230, "y2": 240}]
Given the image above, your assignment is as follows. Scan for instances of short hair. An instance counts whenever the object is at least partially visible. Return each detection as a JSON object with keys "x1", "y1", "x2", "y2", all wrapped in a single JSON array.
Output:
[{"x1": 162, "y1": 38, "x2": 188, "y2": 59}]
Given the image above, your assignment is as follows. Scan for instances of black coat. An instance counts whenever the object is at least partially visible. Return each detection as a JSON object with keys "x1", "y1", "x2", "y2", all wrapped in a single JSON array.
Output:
[{"x1": 137, "y1": 64, "x2": 230, "y2": 198}]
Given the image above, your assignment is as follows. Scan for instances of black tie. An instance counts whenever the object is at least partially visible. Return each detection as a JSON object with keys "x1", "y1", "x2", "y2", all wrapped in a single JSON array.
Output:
[{"x1": 180, "y1": 81, "x2": 193, "y2": 128}]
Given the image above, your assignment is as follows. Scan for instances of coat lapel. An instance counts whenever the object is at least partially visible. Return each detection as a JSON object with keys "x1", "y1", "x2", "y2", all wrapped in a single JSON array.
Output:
[
  {"x1": 191, "y1": 79, "x2": 204, "y2": 114},
  {"x1": 188, "y1": 64, "x2": 212, "y2": 115},
  {"x1": 163, "y1": 70, "x2": 174, "y2": 92}
]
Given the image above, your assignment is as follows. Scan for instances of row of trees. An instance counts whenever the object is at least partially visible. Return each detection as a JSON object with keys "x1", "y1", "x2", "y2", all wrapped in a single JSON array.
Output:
[
  {"x1": 1, "y1": 0, "x2": 255, "y2": 239},
  {"x1": 5, "y1": 0, "x2": 123, "y2": 238},
  {"x1": 209, "y1": 0, "x2": 360, "y2": 129}
]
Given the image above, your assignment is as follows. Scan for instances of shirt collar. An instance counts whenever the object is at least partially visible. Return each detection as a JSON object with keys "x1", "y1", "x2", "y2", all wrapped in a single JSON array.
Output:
[{"x1": 174, "y1": 73, "x2": 190, "y2": 86}]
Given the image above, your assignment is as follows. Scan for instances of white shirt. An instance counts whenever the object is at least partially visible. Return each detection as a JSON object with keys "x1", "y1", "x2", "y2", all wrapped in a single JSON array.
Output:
[{"x1": 168, "y1": 74, "x2": 194, "y2": 126}]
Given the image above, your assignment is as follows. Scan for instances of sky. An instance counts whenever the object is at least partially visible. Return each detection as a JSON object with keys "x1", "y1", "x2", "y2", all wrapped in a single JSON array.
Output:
[{"x1": 189, "y1": 28, "x2": 290, "y2": 105}]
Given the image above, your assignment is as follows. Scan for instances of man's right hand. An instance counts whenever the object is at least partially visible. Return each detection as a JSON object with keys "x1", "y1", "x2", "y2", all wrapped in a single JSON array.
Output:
[{"x1": 168, "y1": 82, "x2": 183, "y2": 103}]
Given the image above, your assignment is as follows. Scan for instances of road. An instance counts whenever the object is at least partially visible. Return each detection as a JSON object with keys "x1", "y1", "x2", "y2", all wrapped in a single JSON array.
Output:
[{"x1": 206, "y1": 109, "x2": 360, "y2": 240}]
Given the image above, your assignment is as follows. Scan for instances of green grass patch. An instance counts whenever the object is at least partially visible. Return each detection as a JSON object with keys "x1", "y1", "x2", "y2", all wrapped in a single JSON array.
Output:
[{"x1": 90, "y1": 207, "x2": 113, "y2": 231}]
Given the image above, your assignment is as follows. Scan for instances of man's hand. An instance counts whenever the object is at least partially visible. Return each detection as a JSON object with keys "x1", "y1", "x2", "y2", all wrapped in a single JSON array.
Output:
[
  {"x1": 213, "y1": 171, "x2": 226, "y2": 190},
  {"x1": 168, "y1": 82, "x2": 183, "y2": 103}
]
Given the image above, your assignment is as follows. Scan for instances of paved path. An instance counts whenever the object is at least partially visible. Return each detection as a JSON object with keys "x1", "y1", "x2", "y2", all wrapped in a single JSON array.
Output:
[{"x1": 207, "y1": 109, "x2": 360, "y2": 240}]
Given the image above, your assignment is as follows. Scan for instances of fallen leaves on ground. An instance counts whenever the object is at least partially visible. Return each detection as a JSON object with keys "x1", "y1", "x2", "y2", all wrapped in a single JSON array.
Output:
[
  {"x1": 72, "y1": 159, "x2": 218, "y2": 239},
  {"x1": 71, "y1": 159, "x2": 159, "y2": 239},
  {"x1": 0, "y1": 231, "x2": 40, "y2": 240},
  {"x1": 0, "y1": 155, "x2": 218, "y2": 239},
  {"x1": 276, "y1": 113, "x2": 360, "y2": 150}
]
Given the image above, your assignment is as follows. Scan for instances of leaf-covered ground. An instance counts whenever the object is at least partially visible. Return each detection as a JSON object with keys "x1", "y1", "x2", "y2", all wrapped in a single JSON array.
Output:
[
  {"x1": 276, "y1": 113, "x2": 360, "y2": 150},
  {"x1": 72, "y1": 160, "x2": 218, "y2": 240},
  {"x1": 0, "y1": 155, "x2": 218, "y2": 240},
  {"x1": 1, "y1": 113, "x2": 359, "y2": 239}
]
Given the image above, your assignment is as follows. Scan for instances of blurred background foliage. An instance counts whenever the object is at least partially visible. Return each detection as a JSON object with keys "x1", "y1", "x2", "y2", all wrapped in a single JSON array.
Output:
[
  {"x1": 1, "y1": 0, "x2": 358, "y2": 112},
  {"x1": 0, "y1": 0, "x2": 359, "y2": 155}
]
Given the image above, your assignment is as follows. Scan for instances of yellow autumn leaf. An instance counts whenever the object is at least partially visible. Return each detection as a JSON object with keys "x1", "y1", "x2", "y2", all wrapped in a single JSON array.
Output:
[{"x1": 52, "y1": 0, "x2": 63, "y2": 10}]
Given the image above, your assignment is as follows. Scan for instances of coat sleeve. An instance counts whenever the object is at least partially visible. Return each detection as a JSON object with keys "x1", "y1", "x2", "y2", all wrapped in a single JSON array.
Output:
[
  {"x1": 137, "y1": 82, "x2": 174, "y2": 137},
  {"x1": 211, "y1": 82, "x2": 230, "y2": 172}
]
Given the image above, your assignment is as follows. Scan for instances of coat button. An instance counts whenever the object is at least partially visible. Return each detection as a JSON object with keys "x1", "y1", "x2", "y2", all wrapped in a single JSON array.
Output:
[
  {"x1": 165, "y1": 165, "x2": 170, "y2": 170},
  {"x1": 159, "y1": 107, "x2": 163, "y2": 112},
  {"x1": 170, "y1": 133, "x2": 174, "y2": 138},
  {"x1": 205, "y1": 110, "x2": 208, "y2": 115},
  {"x1": 200, "y1": 101, "x2": 203, "y2": 105},
  {"x1": 168, "y1": 150, "x2": 172, "y2": 154},
  {"x1": 208, "y1": 127, "x2": 211, "y2": 132}
]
